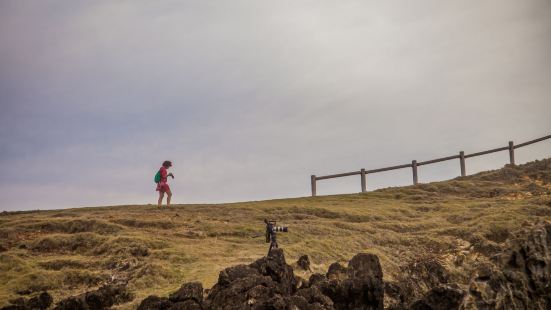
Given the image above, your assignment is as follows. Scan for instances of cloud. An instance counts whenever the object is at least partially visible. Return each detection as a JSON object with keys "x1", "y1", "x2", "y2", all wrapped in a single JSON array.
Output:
[{"x1": 1, "y1": 0, "x2": 550, "y2": 211}]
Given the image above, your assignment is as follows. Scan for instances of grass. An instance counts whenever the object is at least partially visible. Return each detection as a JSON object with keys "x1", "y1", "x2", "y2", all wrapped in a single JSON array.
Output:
[{"x1": 0, "y1": 159, "x2": 550, "y2": 308}]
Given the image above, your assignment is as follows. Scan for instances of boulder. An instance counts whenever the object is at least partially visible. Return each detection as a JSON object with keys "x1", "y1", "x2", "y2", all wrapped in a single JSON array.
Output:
[
  {"x1": 297, "y1": 255, "x2": 311, "y2": 271},
  {"x1": 0, "y1": 292, "x2": 52, "y2": 310},
  {"x1": 169, "y1": 282, "x2": 203, "y2": 303},
  {"x1": 409, "y1": 284, "x2": 465, "y2": 310},
  {"x1": 249, "y1": 248, "x2": 297, "y2": 295},
  {"x1": 295, "y1": 287, "x2": 334, "y2": 308},
  {"x1": 326, "y1": 263, "x2": 347, "y2": 281},
  {"x1": 315, "y1": 253, "x2": 384, "y2": 310},
  {"x1": 309, "y1": 273, "x2": 327, "y2": 287},
  {"x1": 28, "y1": 292, "x2": 53, "y2": 310},
  {"x1": 54, "y1": 284, "x2": 131, "y2": 310},
  {"x1": 168, "y1": 300, "x2": 202, "y2": 310},
  {"x1": 138, "y1": 296, "x2": 172, "y2": 310}
]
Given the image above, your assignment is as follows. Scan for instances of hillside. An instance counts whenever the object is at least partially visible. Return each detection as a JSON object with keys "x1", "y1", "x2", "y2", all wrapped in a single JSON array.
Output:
[{"x1": 1, "y1": 158, "x2": 550, "y2": 308}]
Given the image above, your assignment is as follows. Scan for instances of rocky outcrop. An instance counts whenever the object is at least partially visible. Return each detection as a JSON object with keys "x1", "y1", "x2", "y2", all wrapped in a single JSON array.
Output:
[
  {"x1": 462, "y1": 222, "x2": 551, "y2": 309},
  {"x1": 403, "y1": 221, "x2": 551, "y2": 309},
  {"x1": 138, "y1": 249, "x2": 384, "y2": 309}
]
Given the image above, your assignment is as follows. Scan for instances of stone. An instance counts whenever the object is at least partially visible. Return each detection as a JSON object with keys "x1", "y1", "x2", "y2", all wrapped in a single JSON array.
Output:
[
  {"x1": 326, "y1": 263, "x2": 347, "y2": 281},
  {"x1": 297, "y1": 255, "x2": 311, "y2": 271},
  {"x1": 137, "y1": 296, "x2": 172, "y2": 310},
  {"x1": 55, "y1": 284, "x2": 131, "y2": 310},
  {"x1": 169, "y1": 282, "x2": 203, "y2": 303},
  {"x1": 409, "y1": 284, "x2": 465, "y2": 310}
]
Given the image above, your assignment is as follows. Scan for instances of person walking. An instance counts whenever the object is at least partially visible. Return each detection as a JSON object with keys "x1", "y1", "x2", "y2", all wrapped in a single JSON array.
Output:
[{"x1": 155, "y1": 160, "x2": 174, "y2": 207}]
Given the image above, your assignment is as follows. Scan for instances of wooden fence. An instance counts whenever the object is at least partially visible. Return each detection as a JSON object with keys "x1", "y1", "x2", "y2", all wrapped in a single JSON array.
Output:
[{"x1": 310, "y1": 134, "x2": 551, "y2": 196}]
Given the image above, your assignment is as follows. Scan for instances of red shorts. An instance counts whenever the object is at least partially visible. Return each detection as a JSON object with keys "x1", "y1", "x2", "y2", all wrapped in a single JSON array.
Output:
[{"x1": 156, "y1": 182, "x2": 171, "y2": 193}]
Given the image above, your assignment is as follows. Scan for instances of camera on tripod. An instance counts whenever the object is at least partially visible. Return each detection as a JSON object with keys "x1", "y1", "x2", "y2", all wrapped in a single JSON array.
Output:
[{"x1": 264, "y1": 219, "x2": 288, "y2": 254}]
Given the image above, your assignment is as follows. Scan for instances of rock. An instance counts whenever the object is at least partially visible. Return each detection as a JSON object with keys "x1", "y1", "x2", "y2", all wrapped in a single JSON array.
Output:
[
  {"x1": 217, "y1": 264, "x2": 258, "y2": 286},
  {"x1": 316, "y1": 253, "x2": 384, "y2": 310},
  {"x1": 409, "y1": 284, "x2": 465, "y2": 310},
  {"x1": 138, "y1": 250, "x2": 386, "y2": 310},
  {"x1": 326, "y1": 262, "x2": 347, "y2": 281},
  {"x1": 295, "y1": 275, "x2": 307, "y2": 290},
  {"x1": 206, "y1": 272, "x2": 277, "y2": 308},
  {"x1": 384, "y1": 282, "x2": 406, "y2": 310},
  {"x1": 309, "y1": 273, "x2": 327, "y2": 287},
  {"x1": 249, "y1": 248, "x2": 297, "y2": 295},
  {"x1": 295, "y1": 287, "x2": 334, "y2": 308},
  {"x1": 168, "y1": 300, "x2": 202, "y2": 310},
  {"x1": 347, "y1": 253, "x2": 383, "y2": 281},
  {"x1": 392, "y1": 256, "x2": 451, "y2": 305},
  {"x1": 28, "y1": 292, "x2": 53, "y2": 310},
  {"x1": 297, "y1": 255, "x2": 311, "y2": 271},
  {"x1": 54, "y1": 284, "x2": 132, "y2": 310},
  {"x1": 138, "y1": 296, "x2": 172, "y2": 310},
  {"x1": 462, "y1": 222, "x2": 551, "y2": 309},
  {"x1": 169, "y1": 282, "x2": 203, "y2": 303},
  {"x1": 1, "y1": 292, "x2": 52, "y2": 310}
]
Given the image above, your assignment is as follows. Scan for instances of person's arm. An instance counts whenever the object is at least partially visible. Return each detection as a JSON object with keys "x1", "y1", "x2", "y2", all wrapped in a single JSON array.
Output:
[{"x1": 168, "y1": 172, "x2": 175, "y2": 179}]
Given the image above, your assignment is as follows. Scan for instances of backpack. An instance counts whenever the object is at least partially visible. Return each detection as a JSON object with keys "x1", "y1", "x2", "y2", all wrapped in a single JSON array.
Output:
[{"x1": 154, "y1": 170, "x2": 161, "y2": 183}]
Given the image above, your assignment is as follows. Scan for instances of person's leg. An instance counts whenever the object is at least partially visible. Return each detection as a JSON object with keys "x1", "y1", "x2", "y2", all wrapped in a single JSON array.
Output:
[
  {"x1": 166, "y1": 189, "x2": 172, "y2": 207},
  {"x1": 158, "y1": 191, "x2": 165, "y2": 207}
]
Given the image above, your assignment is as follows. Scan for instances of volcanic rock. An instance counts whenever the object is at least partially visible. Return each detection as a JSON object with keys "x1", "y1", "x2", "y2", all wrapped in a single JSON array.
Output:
[
  {"x1": 462, "y1": 221, "x2": 551, "y2": 309},
  {"x1": 169, "y1": 282, "x2": 203, "y2": 304},
  {"x1": 297, "y1": 255, "x2": 311, "y2": 271},
  {"x1": 137, "y1": 296, "x2": 172, "y2": 310},
  {"x1": 139, "y1": 249, "x2": 385, "y2": 309},
  {"x1": 1, "y1": 292, "x2": 52, "y2": 310},
  {"x1": 409, "y1": 284, "x2": 465, "y2": 310},
  {"x1": 54, "y1": 284, "x2": 131, "y2": 310},
  {"x1": 314, "y1": 253, "x2": 384, "y2": 310}
]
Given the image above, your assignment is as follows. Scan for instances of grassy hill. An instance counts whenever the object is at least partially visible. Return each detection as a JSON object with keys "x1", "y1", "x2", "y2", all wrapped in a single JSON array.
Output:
[{"x1": 1, "y1": 158, "x2": 550, "y2": 308}]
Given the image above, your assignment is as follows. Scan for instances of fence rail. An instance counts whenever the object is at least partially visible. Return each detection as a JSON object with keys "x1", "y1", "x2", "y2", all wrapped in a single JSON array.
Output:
[{"x1": 310, "y1": 134, "x2": 551, "y2": 196}]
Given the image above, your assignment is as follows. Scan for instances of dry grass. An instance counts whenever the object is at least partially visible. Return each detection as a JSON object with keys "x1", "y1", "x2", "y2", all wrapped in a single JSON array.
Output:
[{"x1": 0, "y1": 158, "x2": 550, "y2": 308}]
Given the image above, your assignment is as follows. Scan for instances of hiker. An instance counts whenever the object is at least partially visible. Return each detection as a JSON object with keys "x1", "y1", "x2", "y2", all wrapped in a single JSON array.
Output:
[{"x1": 155, "y1": 160, "x2": 174, "y2": 207}]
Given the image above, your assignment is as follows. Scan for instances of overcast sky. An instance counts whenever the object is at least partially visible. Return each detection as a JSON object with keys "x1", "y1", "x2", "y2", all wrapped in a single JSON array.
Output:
[{"x1": 1, "y1": 1, "x2": 550, "y2": 211}]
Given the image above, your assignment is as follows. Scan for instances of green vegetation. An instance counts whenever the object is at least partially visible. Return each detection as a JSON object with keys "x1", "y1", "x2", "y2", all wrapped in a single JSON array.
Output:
[{"x1": 1, "y1": 159, "x2": 550, "y2": 308}]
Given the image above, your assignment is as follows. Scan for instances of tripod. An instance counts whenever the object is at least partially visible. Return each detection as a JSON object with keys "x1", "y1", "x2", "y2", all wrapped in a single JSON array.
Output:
[{"x1": 265, "y1": 219, "x2": 279, "y2": 255}]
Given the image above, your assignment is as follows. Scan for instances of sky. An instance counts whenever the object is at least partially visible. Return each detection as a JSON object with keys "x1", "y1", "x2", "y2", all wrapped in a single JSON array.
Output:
[{"x1": 1, "y1": 0, "x2": 550, "y2": 211}]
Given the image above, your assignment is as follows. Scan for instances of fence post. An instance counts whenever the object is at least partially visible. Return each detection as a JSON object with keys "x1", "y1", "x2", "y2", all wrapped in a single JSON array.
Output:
[
  {"x1": 412, "y1": 160, "x2": 418, "y2": 185},
  {"x1": 459, "y1": 151, "x2": 466, "y2": 177},
  {"x1": 360, "y1": 169, "x2": 366, "y2": 193},
  {"x1": 311, "y1": 175, "x2": 317, "y2": 197},
  {"x1": 508, "y1": 141, "x2": 515, "y2": 165}
]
